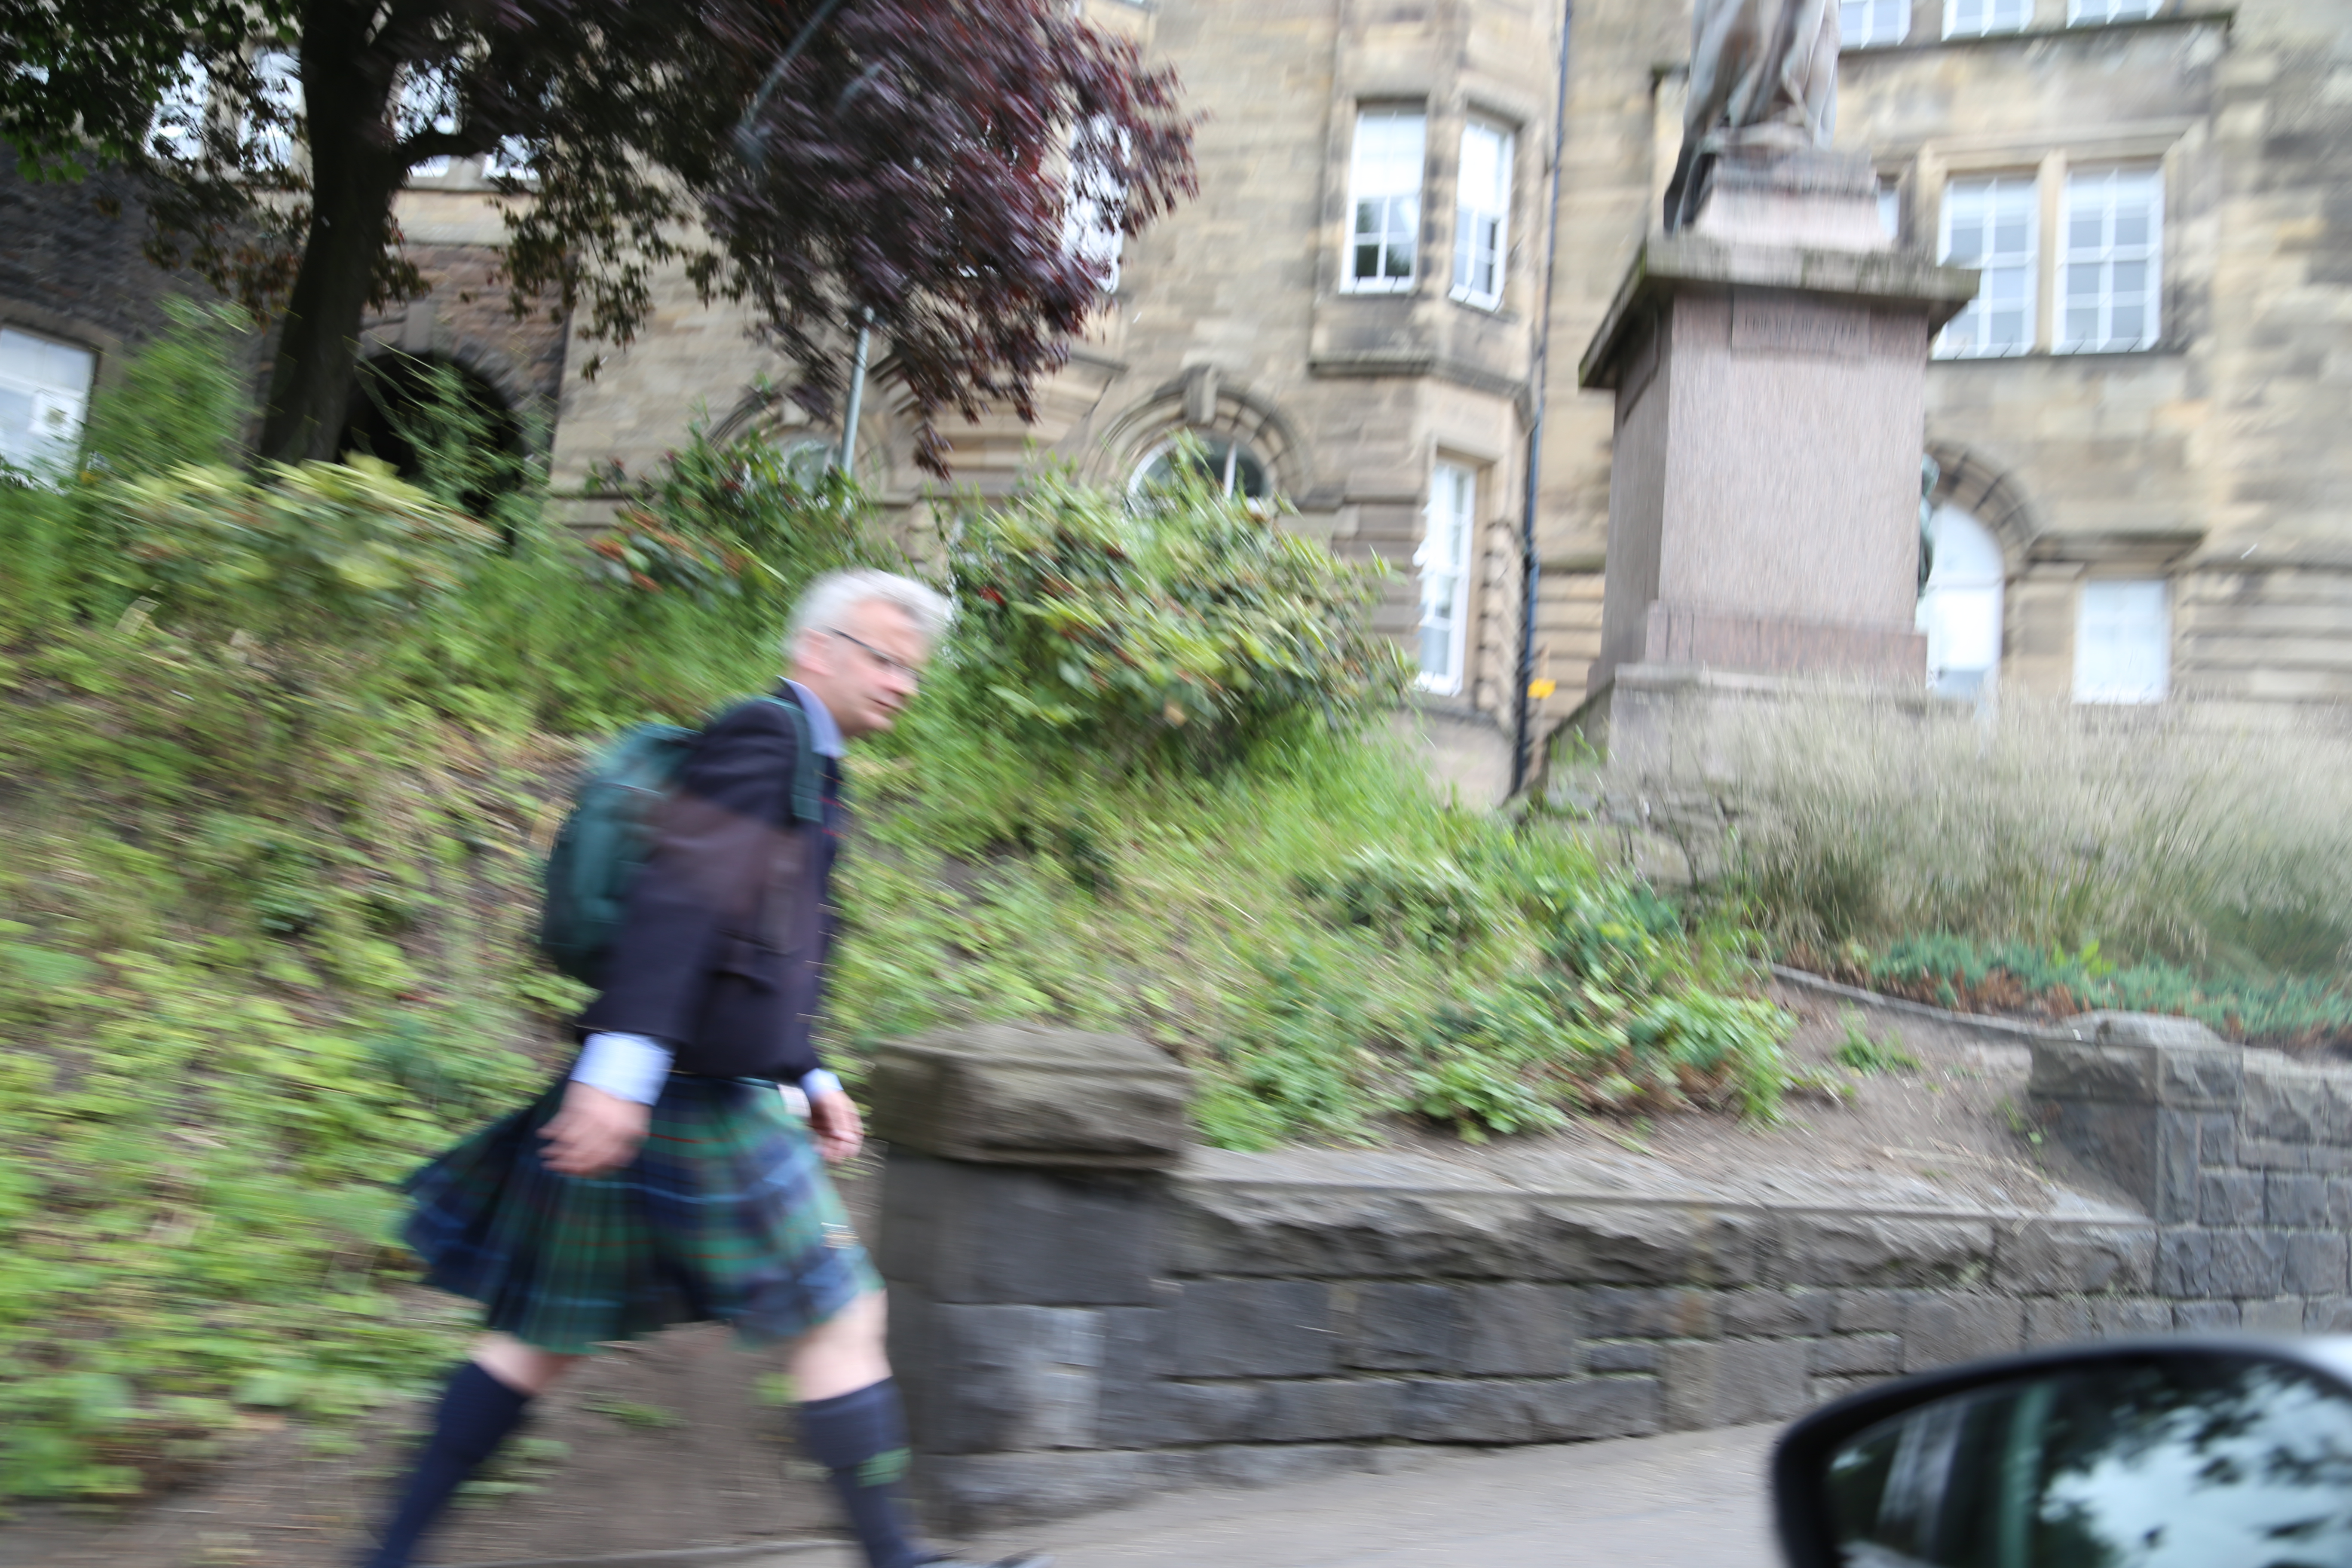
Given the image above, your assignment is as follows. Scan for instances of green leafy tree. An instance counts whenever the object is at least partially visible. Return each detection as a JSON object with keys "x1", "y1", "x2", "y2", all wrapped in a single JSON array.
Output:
[{"x1": 0, "y1": 1, "x2": 1194, "y2": 467}]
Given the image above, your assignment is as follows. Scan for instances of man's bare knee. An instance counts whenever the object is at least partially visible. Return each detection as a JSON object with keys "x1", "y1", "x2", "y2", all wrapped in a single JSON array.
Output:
[
  {"x1": 787, "y1": 1290, "x2": 891, "y2": 1403},
  {"x1": 472, "y1": 1333, "x2": 584, "y2": 1396}
]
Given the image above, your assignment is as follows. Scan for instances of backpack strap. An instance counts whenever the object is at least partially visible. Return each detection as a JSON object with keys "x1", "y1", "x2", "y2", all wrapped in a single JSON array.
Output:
[{"x1": 755, "y1": 695, "x2": 827, "y2": 824}]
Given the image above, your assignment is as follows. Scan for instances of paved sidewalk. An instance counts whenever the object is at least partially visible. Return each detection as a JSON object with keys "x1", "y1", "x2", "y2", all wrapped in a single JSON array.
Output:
[{"x1": 741, "y1": 1424, "x2": 1782, "y2": 1568}]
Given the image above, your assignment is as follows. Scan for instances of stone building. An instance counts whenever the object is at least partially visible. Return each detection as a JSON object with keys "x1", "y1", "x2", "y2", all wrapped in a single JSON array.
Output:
[
  {"x1": 7, "y1": 0, "x2": 2349, "y2": 769},
  {"x1": 541, "y1": 0, "x2": 2352, "y2": 769}
]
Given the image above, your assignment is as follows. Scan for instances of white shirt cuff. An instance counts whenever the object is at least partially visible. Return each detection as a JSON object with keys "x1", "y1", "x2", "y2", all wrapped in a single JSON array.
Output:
[
  {"x1": 799, "y1": 1068, "x2": 843, "y2": 1101},
  {"x1": 573, "y1": 1032, "x2": 675, "y2": 1106}
]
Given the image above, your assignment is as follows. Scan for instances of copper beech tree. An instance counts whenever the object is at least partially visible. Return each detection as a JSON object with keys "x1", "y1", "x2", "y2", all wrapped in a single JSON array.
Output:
[{"x1": 0, "y1": 0, "x2": 1194, "y2": 469}]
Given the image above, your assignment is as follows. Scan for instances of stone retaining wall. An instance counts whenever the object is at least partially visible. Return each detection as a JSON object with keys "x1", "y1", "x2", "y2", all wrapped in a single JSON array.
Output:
[{"x1": 868, "y1": 1014, "x2": 2352, "y2": 1530}]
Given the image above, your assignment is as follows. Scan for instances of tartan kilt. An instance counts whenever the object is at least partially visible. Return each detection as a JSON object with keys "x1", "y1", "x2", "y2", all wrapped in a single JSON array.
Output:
[{"x1": 399, "y1": 1072, "x2": 881, "y2": 1356}]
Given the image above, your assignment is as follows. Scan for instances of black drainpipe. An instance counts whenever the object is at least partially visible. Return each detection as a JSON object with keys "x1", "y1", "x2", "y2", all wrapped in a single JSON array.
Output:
[{"x1": 1510, "y1": 0, "x2": 1576, "y2": 798}]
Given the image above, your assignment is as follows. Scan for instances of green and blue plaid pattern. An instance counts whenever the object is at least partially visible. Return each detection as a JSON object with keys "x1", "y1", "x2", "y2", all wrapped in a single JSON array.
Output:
[{"x1": 400, "y1": 1073, "x2": 879, "y2": 1355}]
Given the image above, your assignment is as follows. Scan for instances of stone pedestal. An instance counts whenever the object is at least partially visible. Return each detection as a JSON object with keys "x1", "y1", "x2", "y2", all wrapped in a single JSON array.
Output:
[
  {"x1": 868, "y1": 1026, "x2": 1192, "y2": 1531},
  {"x1": 1574, "y1": 156, "x2": 1978, "y2": 769}
]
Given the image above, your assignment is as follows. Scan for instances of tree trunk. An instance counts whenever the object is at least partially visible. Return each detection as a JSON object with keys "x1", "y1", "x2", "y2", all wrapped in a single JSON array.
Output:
[{"x1": 257, "y1": 18, "x2": 403, "y2": 465}]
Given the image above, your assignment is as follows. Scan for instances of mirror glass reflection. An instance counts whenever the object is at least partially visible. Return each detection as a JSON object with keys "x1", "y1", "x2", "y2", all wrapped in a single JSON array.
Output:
[{"x1": 1826, "y1": 1354, "x2": 2352, "y2": 1567}]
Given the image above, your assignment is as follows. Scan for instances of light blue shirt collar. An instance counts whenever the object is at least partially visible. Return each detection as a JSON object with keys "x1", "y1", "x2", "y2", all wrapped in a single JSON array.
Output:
[{"x1": 786, "y1": 680, "x2": 845, "y2": 758}]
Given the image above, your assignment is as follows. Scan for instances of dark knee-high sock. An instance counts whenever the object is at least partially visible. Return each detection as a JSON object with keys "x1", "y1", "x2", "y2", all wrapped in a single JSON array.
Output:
[
  {"x1": 359, "y1": 1360, "x2": 533, "y2": 1568},
  {"x1": 799, "y1": 1380, "x2": 925, "y2": 1568}
]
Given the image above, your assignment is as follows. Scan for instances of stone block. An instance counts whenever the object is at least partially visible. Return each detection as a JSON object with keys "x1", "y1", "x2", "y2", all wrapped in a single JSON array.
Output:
[
  {"x1": 2305, "y1": 1297, "x2": 2352, "y2": 1333},
  {"x1": 1833, "y1": 1290, "x2": 1914, "y2": 1334},
  {"x1": 1549, "y1": 1377, "x2": 1665, "y2": 1440},
  {"x1": 1095, "y1": 1306, "x2": 1174, "y2": 1449},
  {"x1": 2248, "y1": 1069, "x2": 2317, "y2": 1145},
  {"x1": 1400, "y1": 1378, "x2": 1661, "y2": 1443},
  {"x1": 2202, "y1": 1171, "x2": 2265, "y2": 1228},
  {"x1": 1528, "y1": 1200, "x2": 1710, "y2": 1285},
  {"x1": 2027, "y1": 1039, "x2": 2156, "y2": 1102},
  {"x1": 1994, "y1": 1218, "x2": 2156, "y2": 1295},
  {"x1": 2024, "y1": 1299, "x2": 2096, "y2": 1348},
  {"x1": 900, "y1": 1302, "x2": 1106, "y2": 1455},
  {"x1": 2089, "y1": 1299, "x2": 2174, "y2": 1339},
  {"x1": 1900, "y1": 1296, "x2": 2025, "y2": 1373},
  {"x1": 1581, "y1": 1287, "x2": 1720, "y2": 1340},
  {"x1": 2242, "y1": 1298, "x2": 2307, "y2": 1335},
  {"x1": 1585, "y1": 1341, "x2": 1663, "y2": 1373},
  {"x1": 869, "y1": 1025, "x2": 1191, "y2": 1170},
  {"x1": 881, "y1": 1151, "x2": 1164, "y2": 1305},
  {"x1": 2158, "y1": 1111, "x2": 2202, "y2": 1225},
  {"x1": 2174, "y1": 1300, "x2": 2242, "y2": 1332},
  {"x1": 2286, "y1": 1232, "x2": 2350, "y2": 1296},
  {"x1": 2242, "y1": 1139, "x2": 2314, "y2": 1171},
  {"x1": 2269, "y1": 1173, "x2": 2331, "y2": 1229},
  {"x1": 1171, "y1": 1281, "x2": 1338, "y2": 1378},
  {"x1": 2156, "y1": 1228, "x2": 2211, "y2": 1297},
  {"x1": 2329, "y1": 1179, "x2": 2352, "y2": 1230},
  {"x1": 1347, "y1": 1283, "x2": 1464, "y2": 1372},
  {"x1": 1152, "y1": 1381, "x2": 1269, "y2": 1445},
  {"x1": 913, "y1": 1450, "x2": 1168, "y2": 1533},
  {"x1": 1810, "y1": 1334, "x2": 1900, "y2": 1376},
  {"x1": 1166, "y1": 1180, "x2": 1540, "y2": 1279},
  {"x1": 1663, "y1": 1338, "x2": 1811, "y2": 1430},
  {"x1": 2211, "y1": 1230, "x2": 2291, "y2": 1297},
  {"x1": 1780, "y1": 1213, "x2": 1993, "y2": 1288},
  {"x1": 1721, "y1": 1289, "x2": 1833, "y2": 1338},
  {"x1": 1459, "y1": 1284, "x2": 1580, "y2": 1376},
  {"x1": 2200, "y1": 1113, "x2": 2238, "y2": 1170},
  {"x1": 1256, "y1": 1378, "x2": 1403, "y2": 1442}
]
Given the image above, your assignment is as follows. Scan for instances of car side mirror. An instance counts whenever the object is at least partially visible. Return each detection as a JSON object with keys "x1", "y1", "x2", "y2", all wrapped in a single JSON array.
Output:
[{"x1": 1772, "y1": 1338, "x2": 2352, "y2": 1568}]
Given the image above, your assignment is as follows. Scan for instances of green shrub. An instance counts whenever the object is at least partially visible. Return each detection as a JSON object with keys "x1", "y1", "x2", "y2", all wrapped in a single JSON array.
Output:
[
  {"x1": 943, "y1": 459, "x2": 1411, "y2": 772},
  {"x1": 119, "y1": 459, "x2": 494, "y2": 655}
]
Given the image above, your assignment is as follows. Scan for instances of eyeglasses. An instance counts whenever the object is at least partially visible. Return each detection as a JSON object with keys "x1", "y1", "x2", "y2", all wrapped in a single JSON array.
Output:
[{"x1": 823, "y1": 626, "x2": 922, "y2": 680}]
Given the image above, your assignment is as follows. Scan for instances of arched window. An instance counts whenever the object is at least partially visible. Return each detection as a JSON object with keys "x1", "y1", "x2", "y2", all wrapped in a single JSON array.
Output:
[
  {"x1": 1916, "y1": 502, "x2": 2005, "y2": 698},
  {"x1": 1130, "y1": 434, "x2": 1271, "y2": 501},
  {"x1": 777, "y1": 434, "x2": 837, "y2": 487}
]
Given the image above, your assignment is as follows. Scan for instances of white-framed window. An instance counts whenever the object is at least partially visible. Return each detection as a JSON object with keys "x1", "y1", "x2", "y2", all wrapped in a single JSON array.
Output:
[
  {"x1": 1843, "y1": 0, "x2": 1912, "y2": 47},
  {"x1": 1937, "y1": 175, "x2": 2038, "y2": 358},
  {"x1": 1346, "y1": 107, "x2": 1426, "y2": 293},
  {"x1": 1450, "y1": 119, "x2": 1513, "y2": 310},
  {"x1": 2070, "y1": 0, "x2": 2159, "y2": 21},
  {"x1": 1417, "y1": 461, "x2": 1476, "y2": 694},
  {"x1": 0, "y1": 327, "x2": 97, "y2": 474},
  {"x1": 2074, "y1": 579, "x2": 2171, "y2": 704},
  {"x1": 1946, "y1": 0, "x2": 2032, "y2": 36},
  {"x1": 1916, "y1": 504, "x2": 2006, "y2": 699},
  {"x1": 149, "y1": 54, "x2": 209, "y2": 161},
  {"x1": 2058, "y1": 167, "x2": 2162, "y2": 353},
  {"x1": 243, "y1": 49, "x2": 302, "y2": 168}
]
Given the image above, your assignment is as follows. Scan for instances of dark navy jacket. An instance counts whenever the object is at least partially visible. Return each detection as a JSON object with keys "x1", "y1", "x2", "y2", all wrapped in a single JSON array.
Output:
[{"x1": 578, "y1": 689, "x2": 842, "y2": 1081}]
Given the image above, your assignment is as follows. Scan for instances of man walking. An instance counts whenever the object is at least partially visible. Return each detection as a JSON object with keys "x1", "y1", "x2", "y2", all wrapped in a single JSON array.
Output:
[{"x1": 360, "y1": 570, "x2": 1044, "y2": 1568}]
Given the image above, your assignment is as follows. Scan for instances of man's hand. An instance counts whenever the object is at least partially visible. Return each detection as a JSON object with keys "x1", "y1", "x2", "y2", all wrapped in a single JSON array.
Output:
[
  {"x1": 807, "y1": 1089, "x2": 864, "y2": 1164},
  {"x1": 539, "y1": 1081, "x2": 651, "y2": 1177}
]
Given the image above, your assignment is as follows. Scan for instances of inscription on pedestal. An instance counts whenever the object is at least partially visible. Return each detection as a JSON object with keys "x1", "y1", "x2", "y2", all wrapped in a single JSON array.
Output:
[{"x1": 1730, "y1": 291, "x2": 1868, "y2": 361}]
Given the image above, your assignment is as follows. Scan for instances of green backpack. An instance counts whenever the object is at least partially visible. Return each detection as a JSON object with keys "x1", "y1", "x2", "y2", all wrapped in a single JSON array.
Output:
[{"x1": 538, "y1": 695, "x2": 824, "y2": 985}]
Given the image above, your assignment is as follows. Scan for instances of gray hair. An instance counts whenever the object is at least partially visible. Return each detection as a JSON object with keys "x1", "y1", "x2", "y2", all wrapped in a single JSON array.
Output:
[{"x1": 786, "y1": 568, "x2": 954, "y2": 655}]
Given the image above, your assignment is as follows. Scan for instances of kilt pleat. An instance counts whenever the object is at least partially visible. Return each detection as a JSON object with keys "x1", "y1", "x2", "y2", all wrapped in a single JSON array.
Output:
[{"x1": 400, "y1": 1074, "x2": 879, "y2": 1355}]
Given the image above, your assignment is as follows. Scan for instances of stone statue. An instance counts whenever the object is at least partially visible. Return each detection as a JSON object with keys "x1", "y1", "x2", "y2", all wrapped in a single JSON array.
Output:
[{"x1": 1664, "y1": 0, "x2": 1841, "y2": 233}]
